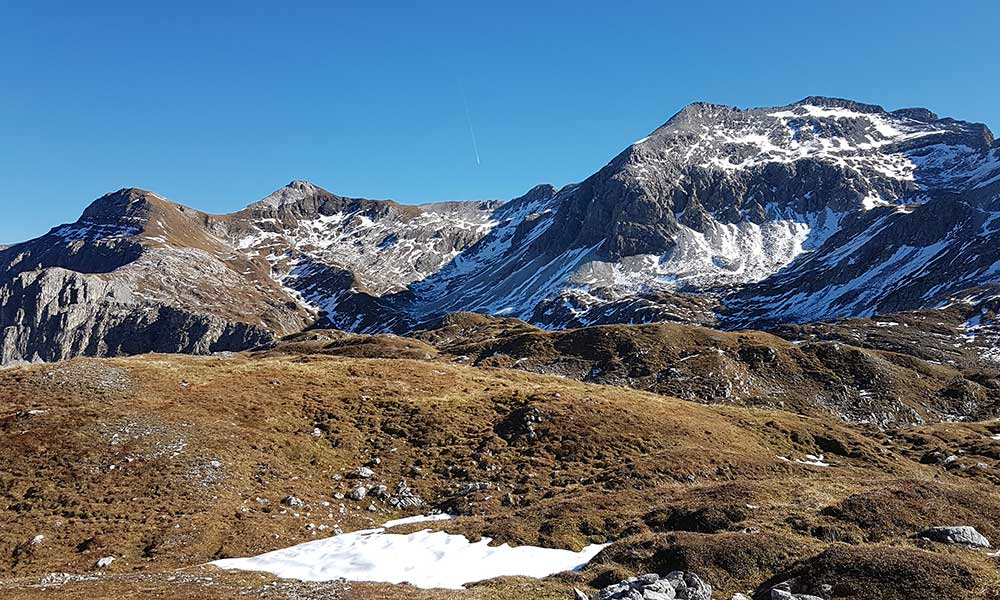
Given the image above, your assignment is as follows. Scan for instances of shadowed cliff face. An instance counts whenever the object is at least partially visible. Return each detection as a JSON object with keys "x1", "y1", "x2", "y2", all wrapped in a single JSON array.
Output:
[{"x1": 0, "y1": 189, "x2": 306, "y2": 365}]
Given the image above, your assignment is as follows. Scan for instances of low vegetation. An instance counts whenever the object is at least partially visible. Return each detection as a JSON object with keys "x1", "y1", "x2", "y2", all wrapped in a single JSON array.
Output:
[{"x1": 1, "y1": 342, "x2": 998, "y2": 598}]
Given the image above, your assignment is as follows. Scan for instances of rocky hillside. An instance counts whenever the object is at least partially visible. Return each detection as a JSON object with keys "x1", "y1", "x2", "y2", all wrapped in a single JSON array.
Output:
[
  {"x1": 2, "y1": 96, "x2": 999, "y2": 364},
  {"x1": 404, "y1": 311, "x2": 1000, "y2": 428},
  {"x1": 0, "y1": 184, "x2": 500, "y2": 364},
  {"x1": 404, "y1": 97, "x2": 999, "y2": 331},
  {"x1": 1, "y1": 351, "x2": 999, "y2": 599},
  {"x1": 0, "y1": 189, "x2": 305, "y2": 365}
]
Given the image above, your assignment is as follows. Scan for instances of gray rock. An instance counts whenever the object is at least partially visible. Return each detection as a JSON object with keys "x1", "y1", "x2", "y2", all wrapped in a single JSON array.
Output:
[
  {"x1": 347, "y1": 486, "x2": 367, "y2": 501},
  {"x1": 281, "y1": 495, "x2": 304, "y2": 507},
  {"x1": 0, "y1": 266, "x2": 274, "y2": 366},
  {"x1": 769, "y1": 581, "x2": 826, "y2": 600},
  {"x1": 354, "y1": 466, "x2": 375, "y2": 479},
  {"x1": 667, "y1": 571, "x2": 711, "y2": 600},
  {"x1": 772, "y1": 593, "x2": 825, "y2": 600},
  {"x1": 918, "y1": 525, "x2": 991, "y2": 547},
  {"x1": 384, "y1": 480, "x2": 423, "y2": 508},
  {"x1": 582, "y1": 572, "x2": 714, "y2": 600},
  {"x1": 458, "y1": 481, "x2": 491, "y2": 496}
]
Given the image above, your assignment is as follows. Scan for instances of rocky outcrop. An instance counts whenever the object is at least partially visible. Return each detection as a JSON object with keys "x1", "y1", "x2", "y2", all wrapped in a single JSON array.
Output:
[
  {"x1": 0, "y1": 267, "x2": 273, "y2": 364},
  {"x1": 577, "y1": 572, "x2": 712, "y2": 600},
  {"x1": 411, "y1": 312, "x2": 1000, "y2": 427}
]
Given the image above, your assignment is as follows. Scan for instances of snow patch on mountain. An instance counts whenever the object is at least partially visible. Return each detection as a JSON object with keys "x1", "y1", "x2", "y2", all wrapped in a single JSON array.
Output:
[
  {"x1": 212, "y1": 522, "x2": 608, "y2": 589},
  {"x1": 233, "y1": 188, "x2": 500, "y2": 304},
  {"x1": 51, "y1": 223, "x2": 142, "y2": 241},
  {"x1": 684, "y1": 103, "x2": 950, "y2": 182}
]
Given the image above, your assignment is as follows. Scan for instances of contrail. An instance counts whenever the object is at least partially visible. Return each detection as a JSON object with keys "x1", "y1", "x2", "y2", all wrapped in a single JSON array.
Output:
[{"x1": 457, "y1": 79, "x2": 481, "y2": 165}]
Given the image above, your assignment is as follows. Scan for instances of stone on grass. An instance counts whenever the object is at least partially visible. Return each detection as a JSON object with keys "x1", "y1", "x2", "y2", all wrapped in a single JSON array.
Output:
[
  {"x1": 918, "y1": 525, "x2": 990, "y2": 548},
  {"x1": 580, "y1": 571, "x2": 711, "y2": 600}
]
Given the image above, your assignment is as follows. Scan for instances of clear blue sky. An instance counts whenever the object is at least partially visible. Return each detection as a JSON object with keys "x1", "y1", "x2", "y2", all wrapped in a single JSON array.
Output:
[{"x1": 1, "y1": 0, "x2": 997, "y2": 243}]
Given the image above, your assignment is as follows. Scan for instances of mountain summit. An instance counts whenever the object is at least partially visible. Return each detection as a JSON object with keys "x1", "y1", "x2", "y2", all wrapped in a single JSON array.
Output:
[{"x1": 1, "y1": 96, "x2": 999, "y2": 363}]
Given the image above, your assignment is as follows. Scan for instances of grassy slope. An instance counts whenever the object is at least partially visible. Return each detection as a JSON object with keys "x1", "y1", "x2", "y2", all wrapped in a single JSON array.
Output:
[{"x1": 0, "y1": 353, "x2": 998, "y2": 599}]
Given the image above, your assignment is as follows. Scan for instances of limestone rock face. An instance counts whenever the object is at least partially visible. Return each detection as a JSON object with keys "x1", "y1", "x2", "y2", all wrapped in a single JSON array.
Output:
[
  {"x1": 0, "y1": 267, "x2": 272, "y2": 365},
  {"x1": 0, "y1": 188, "x2": 299, "y2": 365}
]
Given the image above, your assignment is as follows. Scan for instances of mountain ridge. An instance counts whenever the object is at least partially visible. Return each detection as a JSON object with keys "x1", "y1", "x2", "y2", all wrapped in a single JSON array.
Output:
[{"x1": 2, "y1": 95, "x2": 999, "y2": 364}]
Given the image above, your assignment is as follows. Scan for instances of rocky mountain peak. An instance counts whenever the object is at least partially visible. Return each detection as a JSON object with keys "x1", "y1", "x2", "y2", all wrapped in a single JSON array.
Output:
[
  {"x1": 499, "y1": 184, "x2": 558, "y2": 215},
  {"x1": 251, "y1": 179, "x2": 326, "y2": 210},
  {"x1": 80, "y1": 188, "x2": 162, "y2": 223},
  {"x1": 652, "y1": 101, "x2": 741, "y2": 134},
  {"x1": 890, "y1": 106, "x2": 940, "y2": 122},
  {"x1": 792, "y1": 95, "x2": 887, "y2": 114},
  {"x1": 518, "y1": 183, "x2": 558, "y2": 203}
]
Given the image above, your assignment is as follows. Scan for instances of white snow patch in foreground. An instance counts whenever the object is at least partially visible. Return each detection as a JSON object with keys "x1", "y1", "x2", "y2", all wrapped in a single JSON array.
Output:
[{"x1": 212, "y1": 517, "x2": 608, "y2": 589}]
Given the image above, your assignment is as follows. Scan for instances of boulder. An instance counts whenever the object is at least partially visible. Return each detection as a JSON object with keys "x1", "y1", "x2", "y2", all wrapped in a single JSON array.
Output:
[
  {"x1": 580, "y1": 572, "x2": 711, "y2": 600},
  {"x1": 917, "y1": 525, "x2": 990, "y2": 548}
]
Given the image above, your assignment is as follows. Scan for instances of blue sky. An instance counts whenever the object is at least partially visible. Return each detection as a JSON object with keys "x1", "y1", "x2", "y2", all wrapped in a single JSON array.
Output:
[{"x1": 1, "y1": 0, "x2": 997, "y2": 243}]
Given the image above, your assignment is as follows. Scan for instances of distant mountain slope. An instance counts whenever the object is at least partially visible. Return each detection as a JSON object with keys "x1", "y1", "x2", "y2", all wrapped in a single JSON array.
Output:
[
  {"x1": 0, "y1": 184, "x2": 498, "y2": 364},
  {"x1": 2, "y1": 96, "x2": 999, "y2": 363},
  {"x1": 318, "y1": 96, "x2": 1000, "y2": 331},
  {"x1": 0, "y1": 189, "x2": 300, "y2": 364}
]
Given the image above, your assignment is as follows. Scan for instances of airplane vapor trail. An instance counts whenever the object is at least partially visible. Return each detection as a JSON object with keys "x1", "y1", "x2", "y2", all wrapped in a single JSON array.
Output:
[{"x1": 457, "y1": 80, "x2": 481, "y2": 165}]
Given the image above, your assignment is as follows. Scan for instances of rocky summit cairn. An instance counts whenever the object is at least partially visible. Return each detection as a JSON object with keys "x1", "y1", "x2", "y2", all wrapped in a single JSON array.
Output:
[
  {"x1": 575, "y1": 572, "x2": 712, "y2": 600},
  {"x1": 917, "y1": 525, "x2": 991, "y2": 547}
]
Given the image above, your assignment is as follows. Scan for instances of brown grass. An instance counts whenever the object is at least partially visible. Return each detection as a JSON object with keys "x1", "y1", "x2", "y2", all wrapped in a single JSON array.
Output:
[{"x1": 0, "y1": 352, "x2": 998, "y2": 598}]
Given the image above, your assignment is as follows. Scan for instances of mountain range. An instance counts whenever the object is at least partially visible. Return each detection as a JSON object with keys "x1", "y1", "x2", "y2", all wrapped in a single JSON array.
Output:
[{"x1": 2, "y1": 96, "x2": 1000, "y2": 365}]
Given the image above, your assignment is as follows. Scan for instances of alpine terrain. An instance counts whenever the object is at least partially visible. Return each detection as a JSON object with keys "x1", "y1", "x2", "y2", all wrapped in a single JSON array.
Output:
[
  {"x1": 3, "y1": 96, "x2": 1000, "y2": 600},
  {"x1": 2, "y1": 97, "x2": 999, "y2": 366}
]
